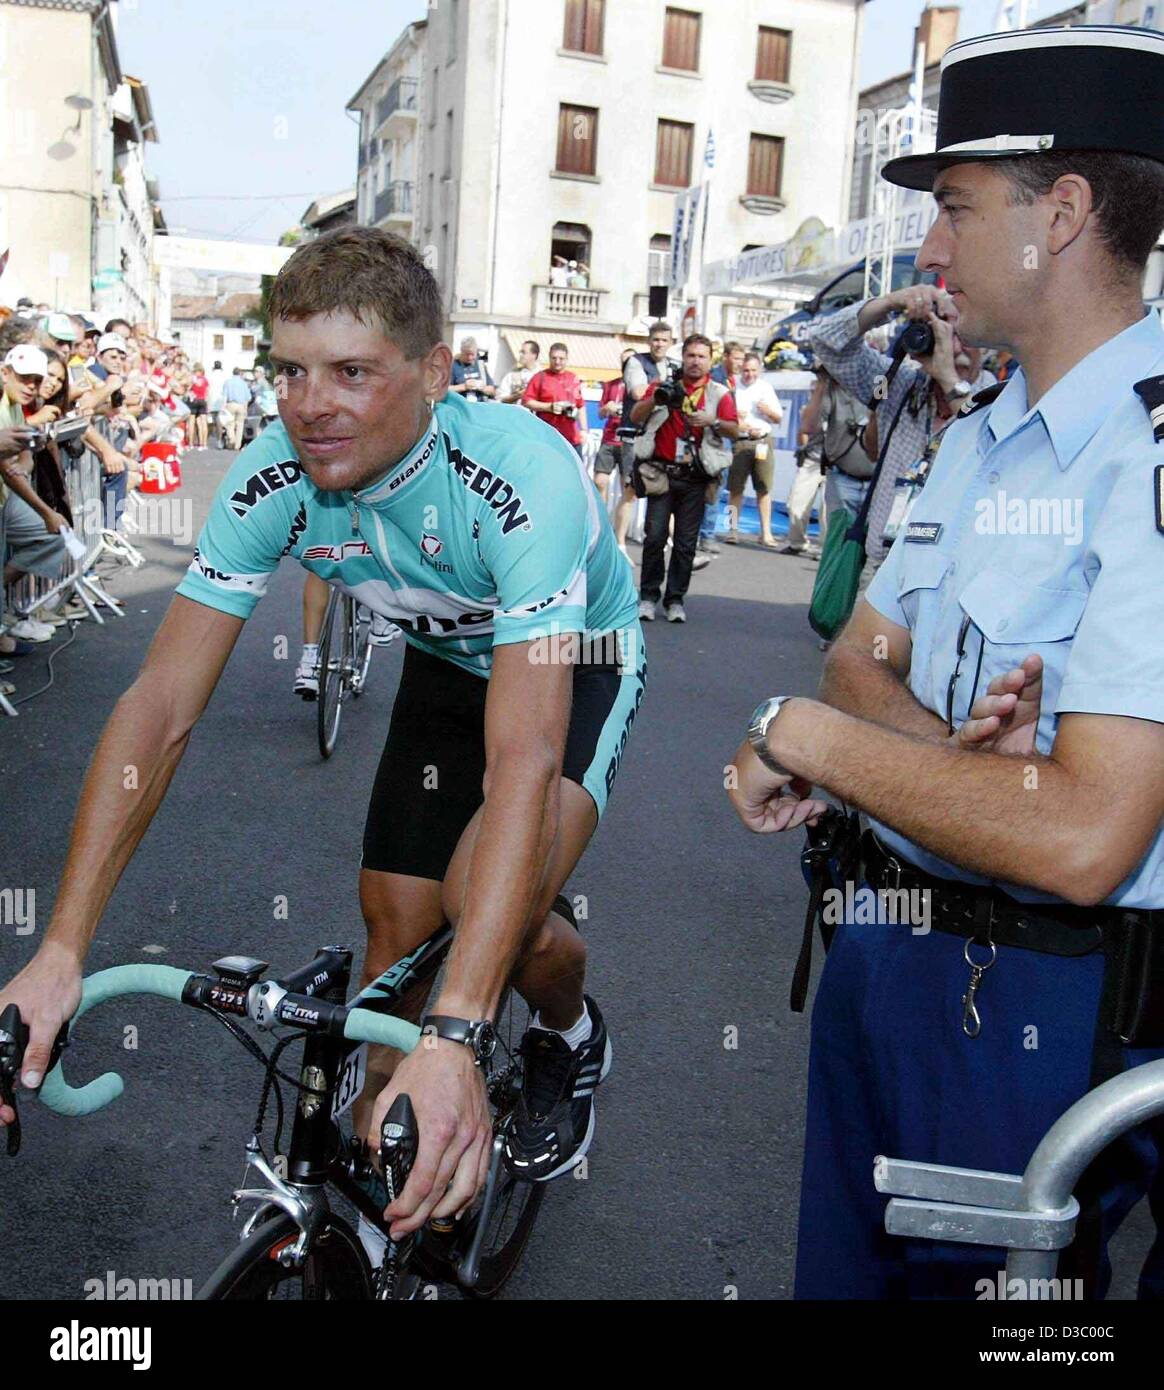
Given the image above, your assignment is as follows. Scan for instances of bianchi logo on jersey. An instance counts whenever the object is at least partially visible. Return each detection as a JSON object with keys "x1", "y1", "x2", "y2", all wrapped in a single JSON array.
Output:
[
  {"x1": 387, "y1": 430, "x2": 439, "y2": 494},
  {"x1": 302, "y1": 541, "x2": 372, "y2": 562},
  {"x1": 447, "y1": 442, "x2": 532, "y2": 534}
]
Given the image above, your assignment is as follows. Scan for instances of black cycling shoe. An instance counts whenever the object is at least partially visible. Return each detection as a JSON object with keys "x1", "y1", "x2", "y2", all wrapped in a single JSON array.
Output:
[{"x1": 502, "y1": 996, "x2": 611, "y2": 1182}]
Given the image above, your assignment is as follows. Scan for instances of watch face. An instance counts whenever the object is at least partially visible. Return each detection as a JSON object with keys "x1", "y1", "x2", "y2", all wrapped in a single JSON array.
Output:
[{"x1": 472, "y1": 1021, "x2": 498, "y2": 1061}]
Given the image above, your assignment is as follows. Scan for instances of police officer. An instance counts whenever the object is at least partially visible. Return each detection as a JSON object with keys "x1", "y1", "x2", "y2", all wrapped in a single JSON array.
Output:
[{"x1": 728, "y1": 24, "x2": 1164, "y2": 1299}]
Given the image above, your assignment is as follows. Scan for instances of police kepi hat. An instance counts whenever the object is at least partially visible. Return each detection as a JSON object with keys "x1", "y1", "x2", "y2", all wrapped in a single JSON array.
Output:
[{"x1": 883, "y1": 25, "x2": 1164, "y2": 191}]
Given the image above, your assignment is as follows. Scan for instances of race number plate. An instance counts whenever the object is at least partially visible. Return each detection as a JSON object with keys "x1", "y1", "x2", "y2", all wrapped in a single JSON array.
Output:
[{"x1": 331, "y1": 1043, "x2": 368, "y2": 1119}]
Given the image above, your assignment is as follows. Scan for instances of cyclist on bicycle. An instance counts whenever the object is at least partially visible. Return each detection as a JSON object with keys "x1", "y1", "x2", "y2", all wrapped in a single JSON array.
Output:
[{"x1": 0, "y1": 228, "x2": 645, "y2": 1243}]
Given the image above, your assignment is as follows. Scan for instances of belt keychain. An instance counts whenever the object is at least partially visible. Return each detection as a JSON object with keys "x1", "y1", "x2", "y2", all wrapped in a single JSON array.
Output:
[
  {"x1": 961, "y1": 895, "x2": 997, "y2": 1038},
  {"x1": 961, "y1": 937, "x2": 996, "y2": 1038}
]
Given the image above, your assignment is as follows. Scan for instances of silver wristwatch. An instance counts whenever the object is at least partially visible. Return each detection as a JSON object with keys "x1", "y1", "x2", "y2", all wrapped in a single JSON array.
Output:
[{"x1": 747, "y1": 696, "x2": 792, "y2": 776}]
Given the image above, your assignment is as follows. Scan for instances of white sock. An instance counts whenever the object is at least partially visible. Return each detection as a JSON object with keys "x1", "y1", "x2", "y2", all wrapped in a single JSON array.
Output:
[
  {"x1": 532, "y1": 1002, "x2": 591, "y2": 1051},
  {"x1": 300, "y1": 643, "x2": 318, "y2": 662},
  {"x1": 357, "y1": 1212, "x2": 387, "y2": 1268}
]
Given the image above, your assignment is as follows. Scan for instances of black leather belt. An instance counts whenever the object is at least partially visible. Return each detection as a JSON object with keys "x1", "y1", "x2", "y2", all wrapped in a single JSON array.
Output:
[{"x1": 861, "y1": 831, "x2": 1105, "y2": 957}]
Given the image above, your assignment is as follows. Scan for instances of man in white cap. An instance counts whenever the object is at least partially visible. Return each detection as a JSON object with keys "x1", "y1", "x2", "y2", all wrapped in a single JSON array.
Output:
[
  {"x1": 88, "y1": 333, "x2": 128, "y2": 386},
  {"x1": 729, "y1": 24, "x2": 1164, "y2": 1300},
  {"x1": 0, "y1": 346, "x2": 68, "y2": 643}
]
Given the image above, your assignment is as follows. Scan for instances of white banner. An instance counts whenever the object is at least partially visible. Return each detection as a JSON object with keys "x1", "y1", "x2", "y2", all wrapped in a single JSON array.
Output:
[
  {"x1": 152, "y1": 236, "x2": 294, "y2": 277},
  {"x1": 670, "y1": 186, "x2": 702, "y2": 293},
  {"x1": 701, "y1": 202, "x2": 937, "y2": 296}
]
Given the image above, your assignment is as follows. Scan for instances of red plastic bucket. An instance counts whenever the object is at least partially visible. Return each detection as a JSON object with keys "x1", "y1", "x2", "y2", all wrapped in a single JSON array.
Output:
[{"x1": 138, "y1": 442, "x2": 183, "y2": 494}]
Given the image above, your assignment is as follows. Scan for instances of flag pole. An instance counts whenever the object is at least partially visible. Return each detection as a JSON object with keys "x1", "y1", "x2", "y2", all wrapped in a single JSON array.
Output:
[{"x1": 698, "y1": 128, "x2": 714, "y2": 336}]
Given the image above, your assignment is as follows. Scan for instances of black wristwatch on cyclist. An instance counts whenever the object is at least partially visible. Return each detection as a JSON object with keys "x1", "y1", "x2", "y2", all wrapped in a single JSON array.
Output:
[{"x1": 420, "y1": 1014, "x2": 498, "y2": 1066}]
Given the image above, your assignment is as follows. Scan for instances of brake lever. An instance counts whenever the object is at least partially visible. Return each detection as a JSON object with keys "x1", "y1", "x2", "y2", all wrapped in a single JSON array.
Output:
[
  {"x1": 380, "y1": 1092, "x2": 418, "y2": 1210},
  {"x1": 0, "y1": 1008, "x2": 70, "y2": 1157},
  {"x1": 0, "y1": 1004, "x2": 29, "y2": 1157},
  {"x1": 375, "y1": 1093, "x2": 419, "y2": 1299}
]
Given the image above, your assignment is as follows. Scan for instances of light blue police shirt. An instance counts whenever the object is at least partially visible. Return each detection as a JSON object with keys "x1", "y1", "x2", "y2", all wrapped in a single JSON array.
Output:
[{"x1": 865, "y1": 310, "x2": 1164, "y2": 909}]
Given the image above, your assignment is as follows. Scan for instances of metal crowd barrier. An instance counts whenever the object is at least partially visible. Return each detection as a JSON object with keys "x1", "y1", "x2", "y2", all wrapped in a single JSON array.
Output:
[
  {"x1": 2, "y1": 444, "x2": 144, "y2": 718},
  {"x1": 876, "y1": 1058, "x2": 1164, "y2": 1298}
]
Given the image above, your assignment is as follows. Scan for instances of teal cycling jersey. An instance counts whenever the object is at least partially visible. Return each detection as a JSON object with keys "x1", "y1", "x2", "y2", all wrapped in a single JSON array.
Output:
[{"x1": 176, "y1": 392, "x2": 639, "y2": 676}]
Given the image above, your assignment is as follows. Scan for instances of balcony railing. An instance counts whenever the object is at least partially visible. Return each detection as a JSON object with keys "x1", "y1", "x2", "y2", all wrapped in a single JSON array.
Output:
[
  {"x1": 376, "y1": 77, "x2": 418, "y2": 131},
  {"x1": 532, "y1": 284, "x2": 604, "y2": 321},
  {"x1": 721, "y1": 302, "x2": 776, "y2": 339},
  {"x1": 374, "y1": 180, "x2": 414, "y2": 224}
]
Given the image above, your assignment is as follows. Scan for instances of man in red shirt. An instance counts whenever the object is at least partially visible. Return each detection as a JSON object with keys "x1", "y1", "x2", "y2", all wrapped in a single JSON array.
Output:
[
  {"x1": 522, "y1": 342, "x2": 585, "y2": 453},
  {"x1": 592, "y1": 347, "x2": 634, "y2": 505},
  {"x1": 629, "y1": 334, "x2": 739, "y2": 623}
]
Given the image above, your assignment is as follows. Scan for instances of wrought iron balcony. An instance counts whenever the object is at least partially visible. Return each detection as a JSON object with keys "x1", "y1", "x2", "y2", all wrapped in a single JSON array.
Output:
[
  {"x1": 374, "y1": 180, "x2": 414, "y2": 224},
  {"x1": 376, "y1": 77, "x2": 418, "y2": 133}
]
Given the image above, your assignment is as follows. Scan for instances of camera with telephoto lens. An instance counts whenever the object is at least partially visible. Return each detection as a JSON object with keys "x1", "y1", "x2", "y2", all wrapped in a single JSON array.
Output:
[{"x1": 653, "y1": 364, "x2": 686, "y2": 411}]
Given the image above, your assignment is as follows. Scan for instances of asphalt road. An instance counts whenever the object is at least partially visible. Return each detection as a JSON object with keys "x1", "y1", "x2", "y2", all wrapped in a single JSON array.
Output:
[{"x1": 0, "y1": 448, "x2": 1151, "y2": 1300}]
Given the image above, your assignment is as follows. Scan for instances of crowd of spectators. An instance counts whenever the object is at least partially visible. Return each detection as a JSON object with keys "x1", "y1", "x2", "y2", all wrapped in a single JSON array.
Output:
[{"x1": 0, "y1": 298, "x2": 223, "y2": 700}]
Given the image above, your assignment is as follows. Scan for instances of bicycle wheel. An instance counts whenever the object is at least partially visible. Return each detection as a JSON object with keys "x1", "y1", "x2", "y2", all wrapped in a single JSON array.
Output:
[
  {"x1": 460, "y1": 990, "x2": 545, "y2": 1298},
  {"x1": 316, "y1": 588, "x2": 346, "y2": 759},
  {"x1": 350, "y1": 601, "x2": 373, "y2": 698},
  {"x1": 197, "y1": 1209, "x2": 373, "y2": 1300}
]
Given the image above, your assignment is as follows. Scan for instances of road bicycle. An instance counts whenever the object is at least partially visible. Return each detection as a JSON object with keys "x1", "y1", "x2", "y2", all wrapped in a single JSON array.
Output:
[
  {"x1": 1, "y1": 932, "x2": 544, "y2": 1300},
  {"x1": 314, "y1": 590, "x2": 375, "y2": 759}
]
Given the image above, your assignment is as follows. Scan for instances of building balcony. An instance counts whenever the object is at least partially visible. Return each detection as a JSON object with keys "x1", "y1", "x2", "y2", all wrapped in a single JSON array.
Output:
[
  {"x1": 721, "y1": 301, "x2": 777, "y2": 342},
  {"x1": 748, "y1": 79, "x2": 794, "y2": 104},
  {"x1": 375, "y1": 77, "x2": 418, "y2": 138},
  {"x1": 532, "y1": 284, "x2": 606, "y2": 323},
  {"x1": 373, "y1": 180, "x2": 414, "y2": 227}
]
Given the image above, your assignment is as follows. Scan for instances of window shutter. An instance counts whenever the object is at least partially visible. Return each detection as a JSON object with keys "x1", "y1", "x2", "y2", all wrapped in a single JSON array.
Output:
[
  {"x1": 747, "y1": 134, "x2": 784, "y2": 198},
  {"x1": 557, "y1": 104, "x2": 598, "y2": 176},
  {"x1": 655, "y1": 120, "x2": 694, "y2": 188},
  {"x1": 663, "y1": 8, "x2": 701, "y2": 72},
  {"x1": 564, "y1": 0, "x2": 605, "y2": 55},
  {"x1": 756, "y1": 27, "x2": 791, "y2": 83}
]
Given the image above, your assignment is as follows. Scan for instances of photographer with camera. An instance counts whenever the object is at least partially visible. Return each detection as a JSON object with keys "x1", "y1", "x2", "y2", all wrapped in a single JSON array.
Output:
[
  {"x1": 522, "y1": 341, "x2": 585, "y2": 454},
  {"x1": 807, "y1": 283, "x2": 993, "y2": 583},
  {"x1": 629, "y1": 333, "x2": 739, "y2": 623}
]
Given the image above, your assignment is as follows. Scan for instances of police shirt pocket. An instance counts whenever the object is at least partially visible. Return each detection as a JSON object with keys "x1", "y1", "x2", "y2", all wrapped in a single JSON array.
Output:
[
  {"x1": 957, "y1": 568, "x2": 1087, "y2": 645},
  {"x1": 895, "y1": 548, "x2": 950, "y2": 629}
]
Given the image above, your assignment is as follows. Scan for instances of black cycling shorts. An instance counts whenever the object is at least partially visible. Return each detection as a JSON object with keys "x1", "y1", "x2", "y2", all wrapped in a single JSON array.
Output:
[{"x1": 362, "y1": 635, "x2": 645, "y2": 882}]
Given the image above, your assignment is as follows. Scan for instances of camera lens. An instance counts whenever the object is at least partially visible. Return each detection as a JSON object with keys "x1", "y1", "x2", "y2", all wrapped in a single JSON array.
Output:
[{"x1": 900, "y1": 321, "x2": 935, "y2": 356}]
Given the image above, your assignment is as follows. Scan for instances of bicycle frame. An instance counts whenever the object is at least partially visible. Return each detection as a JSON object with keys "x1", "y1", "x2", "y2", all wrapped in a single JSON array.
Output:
[{"x1": 228, "y1": 927, "x2": 517, "y2": 1290}]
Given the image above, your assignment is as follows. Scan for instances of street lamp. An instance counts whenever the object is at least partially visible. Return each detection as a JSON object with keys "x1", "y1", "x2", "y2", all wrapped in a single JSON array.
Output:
[{"x1": 47, "y1": 94, "x2": 95, "y2": 160}]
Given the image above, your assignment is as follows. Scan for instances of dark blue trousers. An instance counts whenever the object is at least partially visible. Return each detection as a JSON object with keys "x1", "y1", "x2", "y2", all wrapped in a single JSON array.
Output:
[{"x1": 794, "y1": 896, "x2": 1164, "y2": 1299}]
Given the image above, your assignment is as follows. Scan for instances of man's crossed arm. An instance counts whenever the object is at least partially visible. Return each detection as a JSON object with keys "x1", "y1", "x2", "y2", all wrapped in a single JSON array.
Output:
[{"x1": 730, "y1": 599, "x2": 1164, "y2": 907}]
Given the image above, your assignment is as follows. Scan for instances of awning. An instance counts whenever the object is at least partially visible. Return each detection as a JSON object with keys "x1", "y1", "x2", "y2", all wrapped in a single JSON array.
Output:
[{"x1": 501, "y1": 329, "x2": 646, "y2": 383}]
